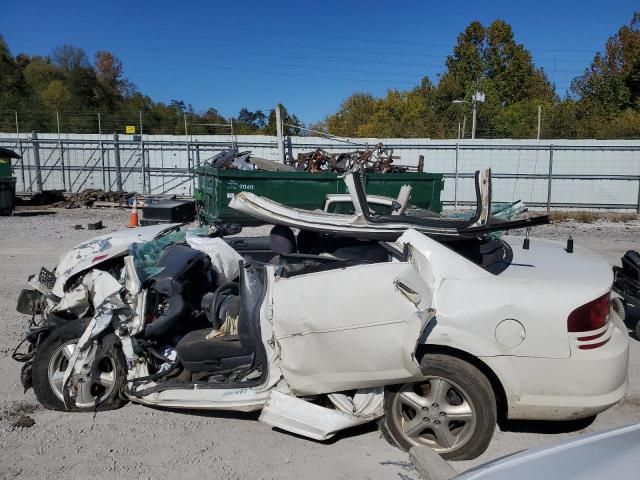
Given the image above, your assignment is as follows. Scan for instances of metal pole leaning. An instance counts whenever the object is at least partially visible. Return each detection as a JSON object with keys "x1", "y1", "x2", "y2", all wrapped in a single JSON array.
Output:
[
  {"x1": 113, "y1": 133, "x2": 123, "y2": 192},
  {"x1": 547, "y1": 145, "x2": 554, "y2": 212}
]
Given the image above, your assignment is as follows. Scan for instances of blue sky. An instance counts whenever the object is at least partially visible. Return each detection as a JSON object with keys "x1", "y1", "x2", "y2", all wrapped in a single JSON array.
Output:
[{"x1": 2, "y1": 0, "x2": 638, "y2": 124}]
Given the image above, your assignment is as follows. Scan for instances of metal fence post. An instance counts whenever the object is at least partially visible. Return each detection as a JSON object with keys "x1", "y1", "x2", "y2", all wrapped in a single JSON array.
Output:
[
  {"x1": 547, "y1": 145, "x2": 554, "y2": 212},
  {"x1": 184, "y1": 113, "x2": 193, "y2": 193},
  {"x1": 276, "y1": 105, "x2": 285, "y2": 164},
  {"x1": 636, "y1": 174, "x2": 640, "y2": 213},
  {"x1": 230, "y1": 118, "x2": 236, "y2": 149},
  {"x1": 15, "y1": 111, "x2": 26, "y2": 192},
  {"x1": 139, "y1": 110, "x2": 148, "y2": 194},
  {"x1": 184, "y1": 113, "x2": 190, "y2": 171},
  {"x1": 140, "y1": 137, "x2": 147, "y2": 194},
  {"x1": 98, "y1": 113, "x2": 106, "y2": 191},
  {"x1": 31, "y1": 132, "x2": 43, "y2": 193},
  {"x1": 113, "y1": 133, "x2": 123, "y2": 192},
  {"x1": 454, "y1": 141, "x2": 460, "y2": 209},
  {"x1": 56, "y1": 111, "x2": 68, "y2": 191}
]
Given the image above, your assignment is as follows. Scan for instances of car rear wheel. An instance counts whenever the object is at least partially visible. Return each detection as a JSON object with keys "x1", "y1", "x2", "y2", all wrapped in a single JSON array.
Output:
[
  {"x1": 382, "y1": 353, "x2": 496, "y2": 460},
  {"x1": 31, "y1": 319, "x2": 127, "y2": 412}
]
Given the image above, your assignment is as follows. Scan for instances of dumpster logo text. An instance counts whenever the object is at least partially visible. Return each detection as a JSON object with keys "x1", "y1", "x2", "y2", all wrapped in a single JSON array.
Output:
[{"x1": 227, "y1": 180, "x2": 255, "y2": 192}]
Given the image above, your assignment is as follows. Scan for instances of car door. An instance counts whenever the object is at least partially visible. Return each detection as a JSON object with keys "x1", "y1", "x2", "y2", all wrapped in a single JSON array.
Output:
[{"x1": 270, "y1": 258, "x2": 434, "y2": 395}]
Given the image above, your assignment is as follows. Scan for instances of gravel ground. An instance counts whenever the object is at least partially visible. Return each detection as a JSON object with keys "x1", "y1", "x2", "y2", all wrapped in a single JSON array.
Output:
[{"x1": 0, "y1": 208, "x2": 639, "y2": 479}]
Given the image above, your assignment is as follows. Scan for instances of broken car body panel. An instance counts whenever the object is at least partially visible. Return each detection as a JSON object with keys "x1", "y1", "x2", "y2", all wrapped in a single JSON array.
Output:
[
  {"x1": 270, "y1": 260, "x2": 435, "y2": 395},
  {"x1": 229, "y1": 169, "x2": 549, "y2": 241},
  {"x1": 50, "y1": 223, "x2": 180, "y2": 298},
  {"x1": 259, "y1": 388, "x2": 384, "y2": 441}
]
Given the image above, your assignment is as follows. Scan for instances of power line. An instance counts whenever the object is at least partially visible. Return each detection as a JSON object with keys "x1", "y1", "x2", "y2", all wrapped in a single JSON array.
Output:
[
  {"x1": 136, "y1": 45, "x2": 587, "y2": 75},
  {"x1": 273, "y1": 31, "x2": 601, "y2": 54},
  {"x1": 135, "y1": 54, "x2": 424, "y2": 85}
]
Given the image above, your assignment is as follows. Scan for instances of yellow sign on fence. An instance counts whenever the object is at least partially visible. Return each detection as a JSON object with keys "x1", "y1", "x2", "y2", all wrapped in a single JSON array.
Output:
[{"x1": 125, "y1": 125, "x2": 136, "y2": 134}]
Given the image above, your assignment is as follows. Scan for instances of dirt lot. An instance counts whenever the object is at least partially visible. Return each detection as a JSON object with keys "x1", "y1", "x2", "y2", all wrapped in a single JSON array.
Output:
[{"x1": 0, "y1": 208, "x2": 639, "y2": 479}]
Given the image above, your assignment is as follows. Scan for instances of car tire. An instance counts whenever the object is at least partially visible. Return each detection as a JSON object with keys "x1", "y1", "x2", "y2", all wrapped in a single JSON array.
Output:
[
  {"x1": 31, "y1": 319, "x2": 127, "y2": 412},
  {"x1": 381, "y1": 353, "x2": 497, "y2": 460}
]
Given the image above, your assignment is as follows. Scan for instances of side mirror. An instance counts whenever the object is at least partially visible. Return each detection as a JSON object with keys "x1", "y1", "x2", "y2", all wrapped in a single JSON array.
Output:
[{"x1": 16, "y1": 289, "x2": 42, "y2": 315}]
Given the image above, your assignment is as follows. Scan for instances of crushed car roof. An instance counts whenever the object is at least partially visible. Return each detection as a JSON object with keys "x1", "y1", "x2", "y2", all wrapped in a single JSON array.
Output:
[{"x1": 229, "y1": 169, "x2": 549, "y2": 241}]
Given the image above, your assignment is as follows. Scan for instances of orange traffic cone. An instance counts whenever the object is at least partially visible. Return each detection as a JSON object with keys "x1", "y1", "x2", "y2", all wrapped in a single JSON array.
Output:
[{"x1": 126, "y1": 199, "x2": 139, "y2": 228}]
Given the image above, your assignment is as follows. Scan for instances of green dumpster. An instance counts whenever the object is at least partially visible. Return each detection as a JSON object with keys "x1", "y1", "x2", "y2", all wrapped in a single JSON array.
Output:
[
  {"x1": 196, "y1": 166, "x2": 444, "y2": 225},
  {"x1": 0, "y1": 159, "x2": 11, "y2": 178}
]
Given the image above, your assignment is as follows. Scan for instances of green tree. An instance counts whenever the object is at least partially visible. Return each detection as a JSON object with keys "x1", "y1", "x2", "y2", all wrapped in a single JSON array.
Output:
[
  {"x1": 238, "y1": 108, "x2": 267, "y2": 130},
  {"x1": 436, "y1": 19, "x2": 555, "y2": 138},
  {"x1": 94, "y1": 51, "x2": 135, "y2": 108},
  {"x1": 265, "y1": 104, "x2": 301, "y2": 136},
  {"x1": 41, "y1": 79, "x2": 72, "y2": 111},
  {"x1": 24, "y1": 56, "x2": 64, "y2": 93},
  {"x1": 326, "y1": 93, "x2": 378, "y2": 136},
  {"x1": 0, "y1": 35, "x2": 29, "y2": 111},
  {"x1": 569, "y1": 11, "x2": 640, "y2": 138},
  {"x1": 436, "y1": 21, "x2": 485, "y2": 107},
  {"x1": 358, "y1": 83, "x2": 443, "y2": 138}
]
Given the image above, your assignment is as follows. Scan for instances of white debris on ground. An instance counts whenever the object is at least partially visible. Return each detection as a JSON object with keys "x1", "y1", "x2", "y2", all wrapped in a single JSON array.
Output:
[{"x1": 0, "y1": 207, "x2": 639, "y2": 479}]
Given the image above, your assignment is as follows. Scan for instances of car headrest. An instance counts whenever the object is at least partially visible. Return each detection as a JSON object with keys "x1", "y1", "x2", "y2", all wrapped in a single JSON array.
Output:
[{"x1": 269, "y1": 225, "x2": 297, "y2": 255}]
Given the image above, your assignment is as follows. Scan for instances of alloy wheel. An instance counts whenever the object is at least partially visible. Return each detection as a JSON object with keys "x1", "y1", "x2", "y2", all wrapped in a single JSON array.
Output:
[
  {"x1": 390, "y1": 376, "x2": 477, "y2": 453},
  {"x1": 47, "y1": 340, "x2": 117, "y2": 408}
]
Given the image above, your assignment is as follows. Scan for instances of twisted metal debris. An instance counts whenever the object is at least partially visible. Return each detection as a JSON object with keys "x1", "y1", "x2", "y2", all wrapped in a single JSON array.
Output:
[{"x1": 294, "y1": 143, "x2": 422, "y2": 174}]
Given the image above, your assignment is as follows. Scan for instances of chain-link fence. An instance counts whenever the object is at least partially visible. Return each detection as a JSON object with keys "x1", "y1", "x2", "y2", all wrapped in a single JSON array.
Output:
[
  {"x1": 0, "y1": 109, "x2": 237, "y2": 196},
  {"x1": 2, "y1": 109, "x2": 640, "y2": 210}
]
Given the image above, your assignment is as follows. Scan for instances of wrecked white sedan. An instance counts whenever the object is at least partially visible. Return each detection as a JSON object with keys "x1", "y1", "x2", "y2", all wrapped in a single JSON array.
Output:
[{"x1": 13, "y1": 173, "x2": 629, "y2": 461}]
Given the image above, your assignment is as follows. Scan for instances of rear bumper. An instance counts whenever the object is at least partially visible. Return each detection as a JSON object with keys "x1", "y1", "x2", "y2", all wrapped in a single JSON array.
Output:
[{"x1": 482, "y1": 319, "x2": 629, "y2": 421}]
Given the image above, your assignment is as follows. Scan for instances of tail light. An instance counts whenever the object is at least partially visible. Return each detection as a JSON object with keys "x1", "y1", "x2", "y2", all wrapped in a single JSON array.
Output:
[{"x1": 567, "y1": 292, "x2": 610, "y2": 334}]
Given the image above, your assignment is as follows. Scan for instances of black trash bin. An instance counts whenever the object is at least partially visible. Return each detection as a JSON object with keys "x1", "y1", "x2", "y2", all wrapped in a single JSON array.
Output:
[
  {"x1": 0, "y1": 177, "x2": 17, "y2": 216},
  {"x1": 140, "y1": 198, "x2": 196, "y2": 226}
]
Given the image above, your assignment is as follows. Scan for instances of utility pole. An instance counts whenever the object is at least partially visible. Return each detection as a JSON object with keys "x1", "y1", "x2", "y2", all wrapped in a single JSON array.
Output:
[
  {"x1": 453, "y1": 85, "x2": 483, "y2": 139},
  {"x1": 275, "y1": 104, "x2": 285, "y2": 164},
  {"x1": 537, "y1": 105, "x2": 542, "y2": 140},
  {"x1": 470, "y1": 91, "x2": 485, "y2": 140},
  {"x1": 471, "y1": 102, "x2": 477, "y2": 139}
]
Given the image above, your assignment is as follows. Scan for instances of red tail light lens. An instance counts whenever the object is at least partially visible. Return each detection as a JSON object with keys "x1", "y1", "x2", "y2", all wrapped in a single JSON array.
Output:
[{"x1": 567, "y1": 292, "x2": 610, "y2": 333}]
